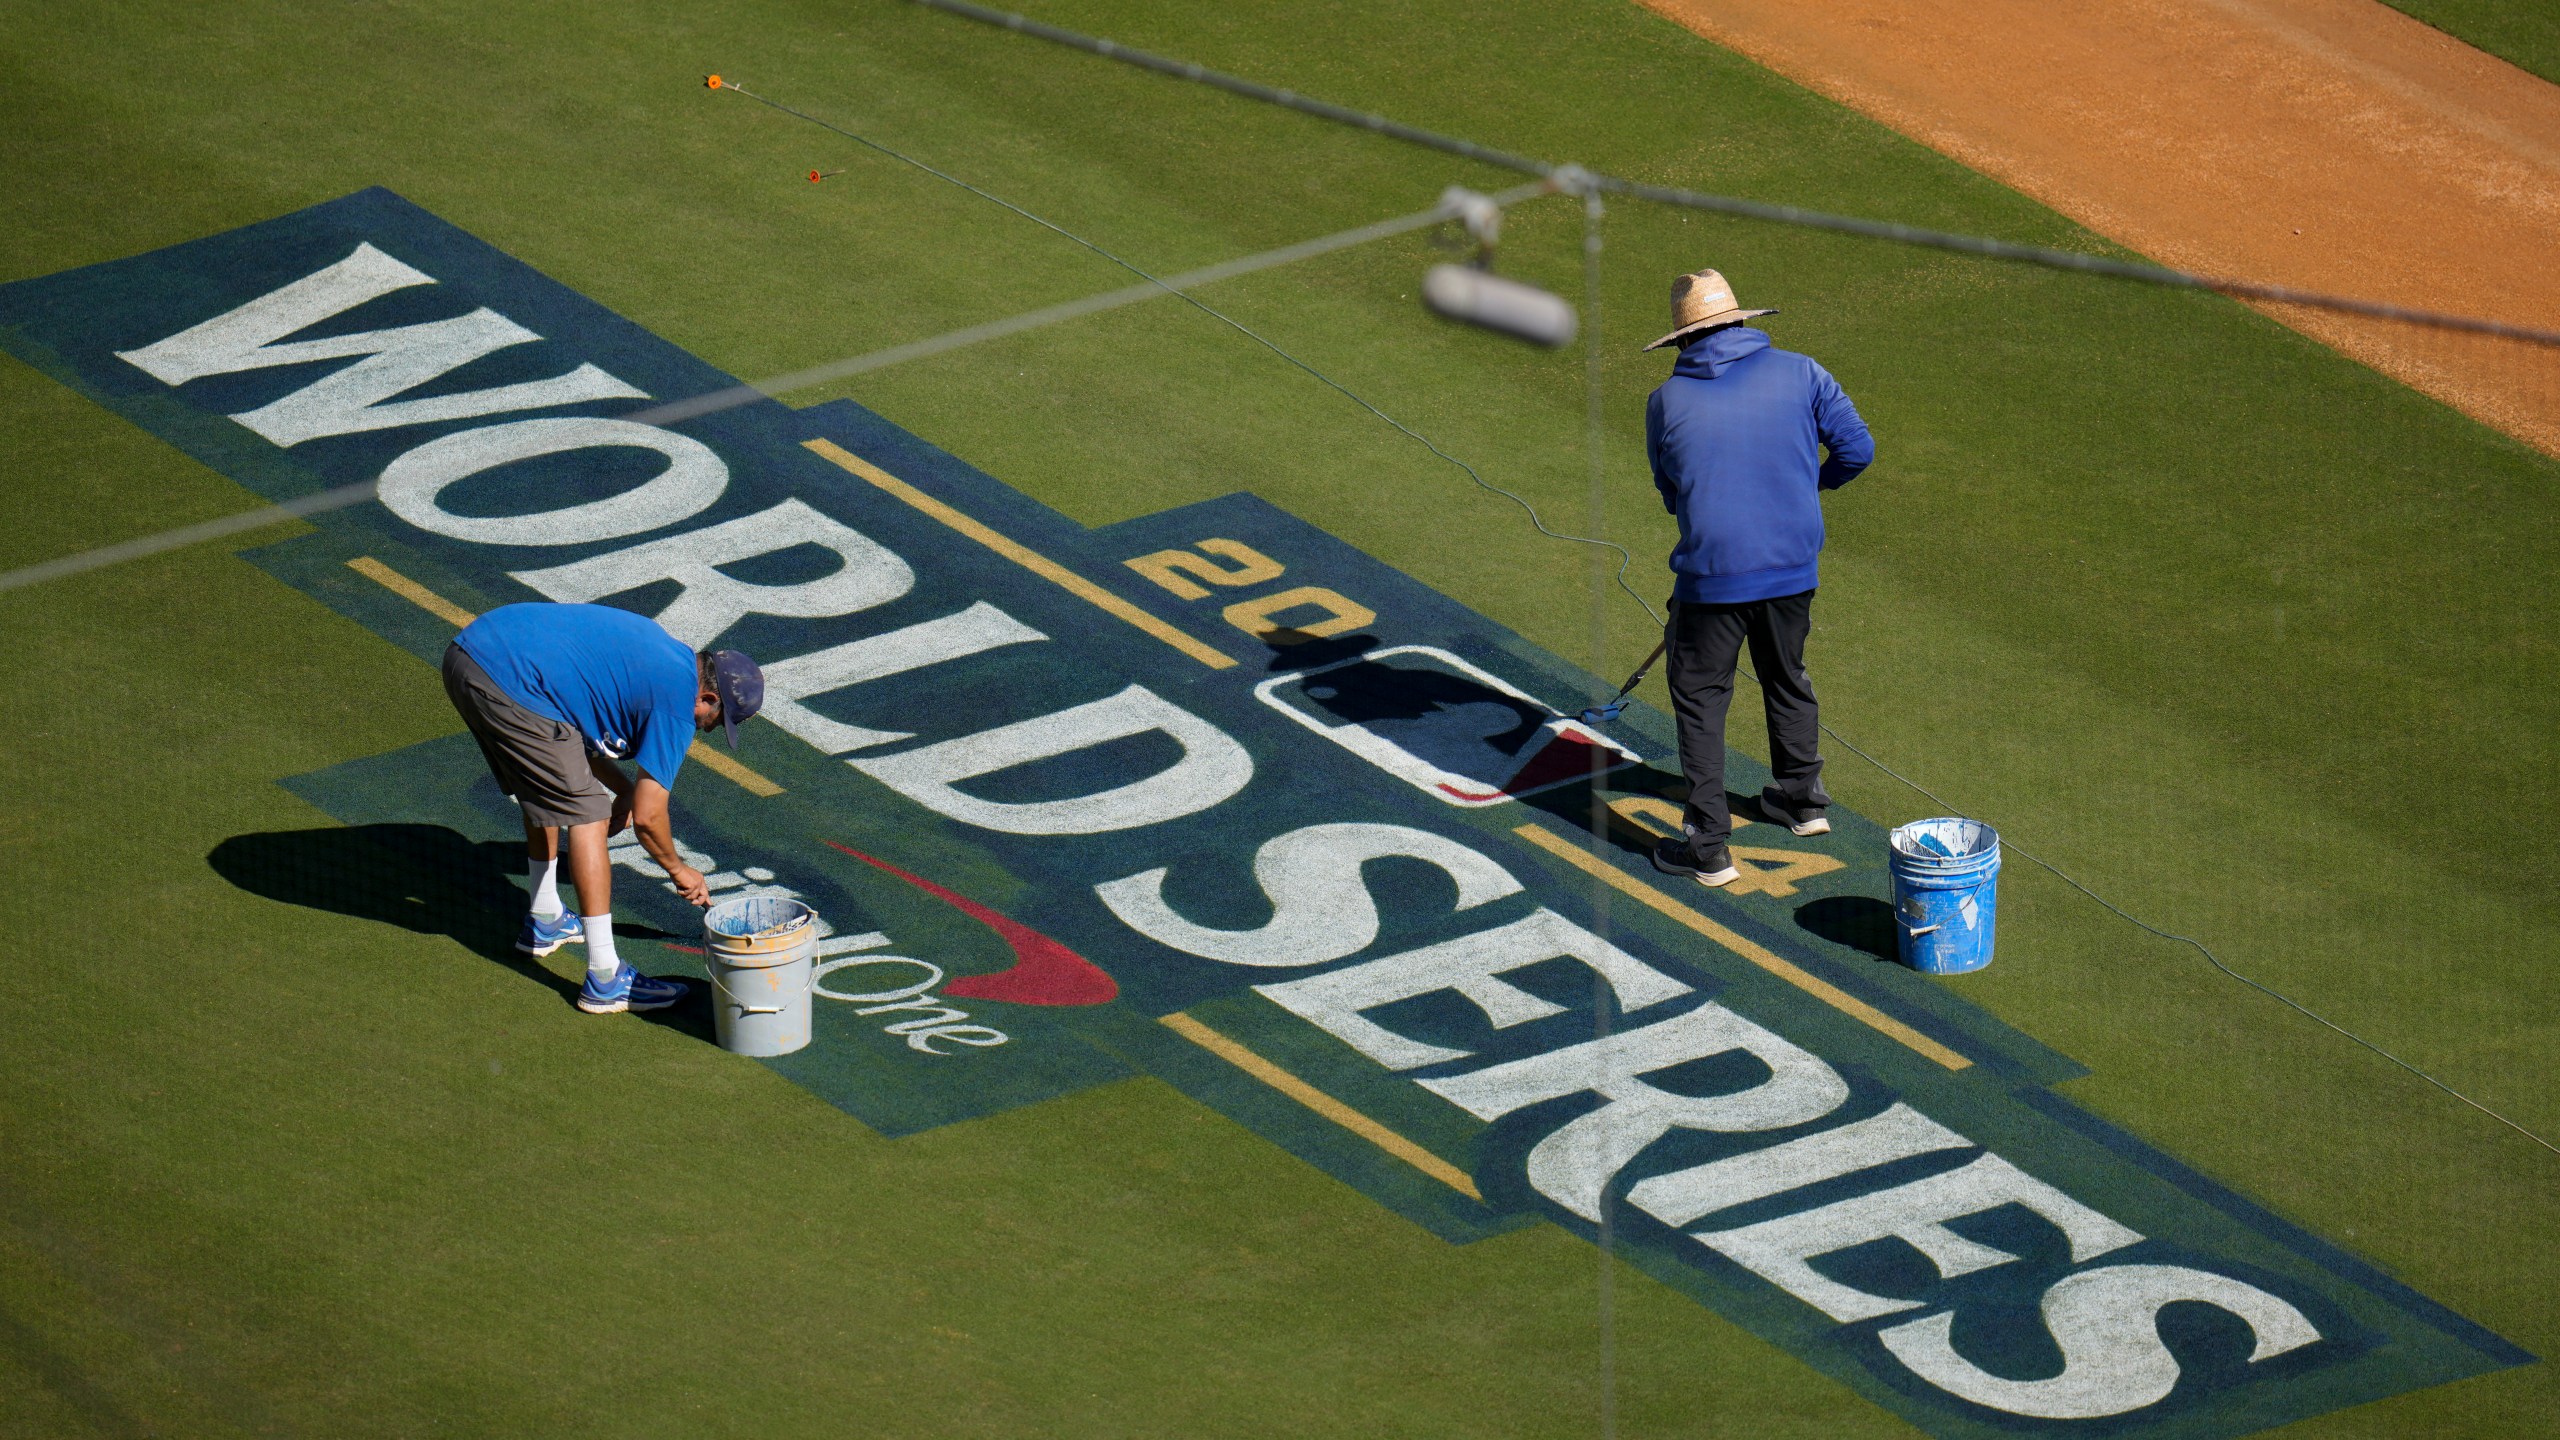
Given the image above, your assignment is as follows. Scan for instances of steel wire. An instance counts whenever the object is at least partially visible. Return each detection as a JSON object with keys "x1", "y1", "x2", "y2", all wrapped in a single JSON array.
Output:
[
  {"x1": 729, "y1": 70, "x2": 2560, "y2": 1164},
  {"x1": 720, "y1": 81, "x2": 1667, "y2": 626},
  {"x1": 908, "y1": 0, "x2": 2560, "y2": 350}
]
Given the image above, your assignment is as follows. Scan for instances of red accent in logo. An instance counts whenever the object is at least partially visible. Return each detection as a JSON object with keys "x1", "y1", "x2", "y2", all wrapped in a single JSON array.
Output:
[
  {"x1": 1432, "y1": 729, "x2": 1617, "y2": 803},
  {"x1": 824, "y1": 841, "x2": 1119, "y2": 1006},
  {"x1": 1497, "y1": 728, "x2": 1621, "y2": 795}
]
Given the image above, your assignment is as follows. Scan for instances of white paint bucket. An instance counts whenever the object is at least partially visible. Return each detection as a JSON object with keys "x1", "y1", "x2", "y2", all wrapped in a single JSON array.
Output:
[{"x1": 703, "y1": 896, "x2": 817, "y2": 1057}]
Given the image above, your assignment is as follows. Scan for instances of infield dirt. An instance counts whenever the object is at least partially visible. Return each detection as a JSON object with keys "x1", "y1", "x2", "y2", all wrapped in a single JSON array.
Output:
[{"x1": 1640, "y1": 0, "x2": 2560, "y2": 457}]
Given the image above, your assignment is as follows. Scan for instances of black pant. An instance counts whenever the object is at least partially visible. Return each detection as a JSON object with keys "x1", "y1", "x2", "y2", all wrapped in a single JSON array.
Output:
[{"x1": 1665, "y1": 589, "x2": 1828, "y2": 853}]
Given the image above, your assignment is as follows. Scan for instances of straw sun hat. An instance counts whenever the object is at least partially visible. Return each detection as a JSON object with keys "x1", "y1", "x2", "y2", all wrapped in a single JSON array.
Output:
[{"x1": 1640, "y1": 267, "x2": 1779, "y2": 352}]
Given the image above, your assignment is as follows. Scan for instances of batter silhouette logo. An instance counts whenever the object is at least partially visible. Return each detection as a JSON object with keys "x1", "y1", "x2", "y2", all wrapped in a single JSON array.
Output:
[
  {"x1": 0, "y1": 189, "x2": 2525, "y2": 1438},
  {"x1": 1256, "y1": 643, "x2": 1639, "y2": 805}
]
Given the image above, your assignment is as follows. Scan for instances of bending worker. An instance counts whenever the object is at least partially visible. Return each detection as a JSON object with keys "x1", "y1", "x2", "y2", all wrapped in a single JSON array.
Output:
[
  {"x1": 1642, "y1": 267, "x2": 1872, "y2": 888},
  {"x1": 441, "y1": 602, "x2": 765, "y2": 1013}
]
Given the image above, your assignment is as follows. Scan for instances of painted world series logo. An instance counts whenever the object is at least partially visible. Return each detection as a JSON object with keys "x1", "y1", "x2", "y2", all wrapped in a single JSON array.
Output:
[{"x1": 0, "y1": 188, "x2": 2525, "y2": 1437}]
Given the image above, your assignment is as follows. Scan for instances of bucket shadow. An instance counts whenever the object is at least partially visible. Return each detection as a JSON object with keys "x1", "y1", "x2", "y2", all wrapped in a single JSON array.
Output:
[
  {"x1": 207, "y1": 824, "x2": 712, "y2": 1038},
  {"x1": 1796, "y1": 895, "x2": 1900, "y2": 964}
]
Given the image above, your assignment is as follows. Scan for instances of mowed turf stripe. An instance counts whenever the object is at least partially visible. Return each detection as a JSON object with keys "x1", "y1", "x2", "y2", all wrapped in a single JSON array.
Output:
[
  {"x1": 0, "y1": 0, "x2": 2546, "y2": 1432},
  {"x1": 804, "y1": 438, "x2": 1240, "y2": 670},
  {"x1": 345, "y1": 555, "x2": 785, "y2": 797},
  {"x1": 1512, "y1": 823, "x2": 1973, "y2": 1071},
  {"x1": 1160, "y1": 1012, "x2": 1483, "y2": 1200}
]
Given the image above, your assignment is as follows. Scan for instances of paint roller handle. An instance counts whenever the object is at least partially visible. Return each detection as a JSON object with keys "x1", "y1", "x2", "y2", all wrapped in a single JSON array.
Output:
[
  {"x1": 1579, "y1": 634, "x2": 1675, "y2": 726},
  {"x1": 1623, "y1": 633, "x2": 1670, "y2": 689},
  {"x1": 1605, "y1": 633, "x2": 1672, "y2": 702}
]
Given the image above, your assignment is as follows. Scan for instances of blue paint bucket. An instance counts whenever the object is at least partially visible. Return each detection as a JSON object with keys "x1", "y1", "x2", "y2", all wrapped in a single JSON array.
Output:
[{"x1": 1886, "y1": 818, "x2": 2001, "y2": 975}]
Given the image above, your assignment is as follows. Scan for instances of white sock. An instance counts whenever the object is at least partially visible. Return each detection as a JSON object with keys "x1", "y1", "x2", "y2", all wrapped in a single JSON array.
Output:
[
  {"x1": 528, "y1": 856, "x2": 563, "y2": 918},
  {"x1": 583, "y1": 916, "x2": 621, "y2": 982}
]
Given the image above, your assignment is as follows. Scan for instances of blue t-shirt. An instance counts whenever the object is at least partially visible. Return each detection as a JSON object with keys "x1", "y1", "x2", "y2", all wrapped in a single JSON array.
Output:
[{"x1": 455, "y1": 603, "x2": 698, "y2": 789}]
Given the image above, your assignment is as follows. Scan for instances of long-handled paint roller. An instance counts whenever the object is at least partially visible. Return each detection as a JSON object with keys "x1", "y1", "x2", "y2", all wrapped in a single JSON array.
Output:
[{"x1": 1580, "y1": 634, "x2": 1669, "y2": 726}]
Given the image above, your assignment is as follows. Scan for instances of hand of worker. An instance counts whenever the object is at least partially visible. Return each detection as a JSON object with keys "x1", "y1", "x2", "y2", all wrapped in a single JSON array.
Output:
[{"x1": 667, "y1": 863, "x2": 712, "y2": 907}]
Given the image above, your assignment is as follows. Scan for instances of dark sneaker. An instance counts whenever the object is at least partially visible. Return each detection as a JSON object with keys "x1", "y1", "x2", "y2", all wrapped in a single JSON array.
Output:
[
  {"x1": 1759, "y1": 790, "x2": 1832, "y2": 837},
  {"x1": 1651, "y1": 835, "x2": 1740, "y2": 887}
]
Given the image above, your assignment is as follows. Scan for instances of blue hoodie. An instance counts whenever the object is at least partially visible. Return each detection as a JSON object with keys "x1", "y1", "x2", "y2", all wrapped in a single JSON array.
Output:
[{"x1": 1644, "y1": 327, "x2": 1874, "y2": 604}]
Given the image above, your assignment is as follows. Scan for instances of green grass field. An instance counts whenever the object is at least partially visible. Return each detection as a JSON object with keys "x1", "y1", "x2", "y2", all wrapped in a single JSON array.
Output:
[
  {"x1": 2384, "y1": 0, "x2": 2560, "y2": 84},
  {"x1": 2, "y1": 1, "x2": 2554, "y2": 1435}
]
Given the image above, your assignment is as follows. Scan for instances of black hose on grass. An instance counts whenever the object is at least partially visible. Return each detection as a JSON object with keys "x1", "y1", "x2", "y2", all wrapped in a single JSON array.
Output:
[{"x1": 1780, "y1": 690, "x2": 2560, "y2": 1159}]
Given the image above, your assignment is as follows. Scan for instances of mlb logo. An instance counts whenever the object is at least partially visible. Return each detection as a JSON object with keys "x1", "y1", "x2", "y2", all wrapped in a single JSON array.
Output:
[{"x1": 1255, "y1": 645, "x2": 1638, "y2": 806}]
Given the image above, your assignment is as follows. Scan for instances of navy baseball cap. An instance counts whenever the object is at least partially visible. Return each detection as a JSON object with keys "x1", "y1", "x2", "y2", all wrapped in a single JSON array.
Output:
[{"x1": 706, "y1": 650, "x2": 765, "y2": 749}]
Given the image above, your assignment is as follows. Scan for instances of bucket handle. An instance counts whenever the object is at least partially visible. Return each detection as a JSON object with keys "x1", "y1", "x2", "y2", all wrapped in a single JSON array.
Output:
[{"x1": 705, "y1": 963, "x2": 799, "y2": 1017}]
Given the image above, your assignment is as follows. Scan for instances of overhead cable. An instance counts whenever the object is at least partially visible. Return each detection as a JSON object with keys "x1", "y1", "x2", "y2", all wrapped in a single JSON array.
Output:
[
  {"x1": 717, "y1": 80, "x2": 1665, "y2": 625},
  {"x1": 0, "y1": 191, "x2": 1521, "y2": 594},
  {"x1": 749, "y1": 52, "x2": 2560, "y2": 1163},
  {"x1": 907, "y1": 0, "x2": 2560, "y2": 349}
]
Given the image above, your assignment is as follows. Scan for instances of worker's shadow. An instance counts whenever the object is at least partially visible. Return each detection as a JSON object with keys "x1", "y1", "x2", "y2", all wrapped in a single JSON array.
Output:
[
  {"x1": 206, "y1": 824, "x2": 713, "y2": 1041},
  {"x1": 1515, "y1": 773, "x2": 1904, "y2": 964},
  {"x1": 1516, "y1": 764, "x2": 1757, "y2": 864}
]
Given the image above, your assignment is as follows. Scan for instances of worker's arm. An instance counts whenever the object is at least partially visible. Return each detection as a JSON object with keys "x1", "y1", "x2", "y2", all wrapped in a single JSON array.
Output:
[
  {"x1": 629, "y1": 776, "x2": 710, "y2": 906},
  {"x1": 1645, "y1": 390, "x2": 1679, "y2": 513},
  {"x1": 1811, "y1": 364, "x2": 1875, "y2": 491}
]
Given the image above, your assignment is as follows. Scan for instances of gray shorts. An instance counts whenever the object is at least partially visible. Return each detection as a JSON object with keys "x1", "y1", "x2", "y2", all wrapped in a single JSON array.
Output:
[{"x1": 441, "y1": 643, "x2": 614, "y2": 828}]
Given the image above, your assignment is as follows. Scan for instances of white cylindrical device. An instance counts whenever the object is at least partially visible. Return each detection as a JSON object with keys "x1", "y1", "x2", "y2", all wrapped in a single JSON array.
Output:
[{"x1": 1421, "y1": 264, "x2": 1580, "y2": 348}]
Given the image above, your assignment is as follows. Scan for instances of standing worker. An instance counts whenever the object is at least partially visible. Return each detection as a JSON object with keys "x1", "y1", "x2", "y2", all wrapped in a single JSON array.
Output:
[
  {"x1": 440, "y1": 602, "x2": 765, "y2": 1013},
  {"x1": 1642, "y1": 268, "x2": 1873, "y2": 887}
]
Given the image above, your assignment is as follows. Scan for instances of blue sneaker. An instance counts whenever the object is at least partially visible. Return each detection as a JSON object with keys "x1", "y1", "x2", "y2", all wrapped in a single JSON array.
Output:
[
  {"x1": 517, "y1": 909, "x2": 585, "y2": 957},
  {"x1": 577, "y1": 963, "x2": 691, "y2": 1015}
]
